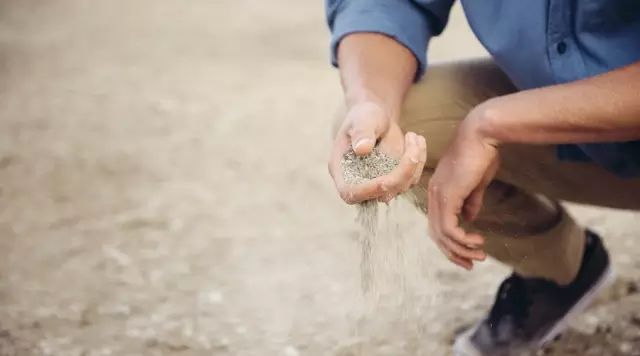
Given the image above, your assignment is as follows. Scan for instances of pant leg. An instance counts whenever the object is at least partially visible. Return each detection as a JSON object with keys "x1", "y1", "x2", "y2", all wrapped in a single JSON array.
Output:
[{"x1": 399, "y1": 58, "x2": 640, "y2": 284}]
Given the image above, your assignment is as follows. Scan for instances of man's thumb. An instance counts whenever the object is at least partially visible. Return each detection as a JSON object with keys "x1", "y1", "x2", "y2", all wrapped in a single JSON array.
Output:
[
  {"x1": 346, "y1": 102, "x2": 386, "y2": 156},
  {"x1": 350, "y1": 121, "x2": 377, "y2": 156}
]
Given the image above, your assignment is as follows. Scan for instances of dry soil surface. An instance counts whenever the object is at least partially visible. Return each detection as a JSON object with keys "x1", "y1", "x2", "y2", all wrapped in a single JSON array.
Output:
[{"x1": 0, "y1": 1, "x2": 639, "y2": 355}]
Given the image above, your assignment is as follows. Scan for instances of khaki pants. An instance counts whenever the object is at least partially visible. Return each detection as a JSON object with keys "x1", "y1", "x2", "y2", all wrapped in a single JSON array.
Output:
[{"x1": 399, "y1": 59, "x2": 640, "y2": 285}]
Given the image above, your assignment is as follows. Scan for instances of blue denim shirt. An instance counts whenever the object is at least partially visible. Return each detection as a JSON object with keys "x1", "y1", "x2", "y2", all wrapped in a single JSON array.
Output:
[{"x1": 326, "y1": 0, "x2": 640, "y2": 177}]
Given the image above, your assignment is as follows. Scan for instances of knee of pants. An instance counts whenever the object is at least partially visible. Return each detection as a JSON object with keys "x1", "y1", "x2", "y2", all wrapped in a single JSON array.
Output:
[{"x1": 470, "y1": 181, "x2": 562, "y2": 236}]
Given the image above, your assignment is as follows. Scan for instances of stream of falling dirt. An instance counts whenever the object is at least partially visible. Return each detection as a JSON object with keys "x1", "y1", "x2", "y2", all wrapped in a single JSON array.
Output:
[
  {"x1": 341, "y1": 148, "x2": 436, "y2": 306},
  {"x1": 340, "y1": 148, "x2": 445, "y2": 354},
  {"x1": 356, "y1": 190, "x2": 433, "y2": 306}
]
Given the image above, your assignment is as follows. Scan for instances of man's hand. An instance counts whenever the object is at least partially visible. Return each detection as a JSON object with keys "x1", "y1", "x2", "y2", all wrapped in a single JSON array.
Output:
[
  {"x1": 329, "y1": 101, "x2": 426, "y2": 204},
  {"x1": 426, "y1": 61, "x2": 640, "y2": 270},
  {"x1": 330, "y1": 33, "x2": 424, "y2": 203},
  {"x1": 427, "y1": 109, "x2": 498, "y2": 270}
]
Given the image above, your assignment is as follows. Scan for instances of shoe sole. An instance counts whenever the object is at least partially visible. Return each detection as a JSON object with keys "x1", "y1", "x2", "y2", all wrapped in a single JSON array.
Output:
[
  {"x1": 538, "y1": 265, "x2": 615, "y2": 346},
  {"x1": 452, "y1": 265, "x2": 616, "y2": 356}
]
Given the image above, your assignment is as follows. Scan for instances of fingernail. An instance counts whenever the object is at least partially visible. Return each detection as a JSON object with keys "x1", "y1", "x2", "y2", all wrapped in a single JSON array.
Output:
[{"x1": 354, "y1": 138, "x2": 374, "y2": 151}]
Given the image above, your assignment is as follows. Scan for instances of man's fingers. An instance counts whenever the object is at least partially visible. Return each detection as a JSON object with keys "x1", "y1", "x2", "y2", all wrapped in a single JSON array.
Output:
[
  {"x1": 328, "y1": 134, "x2": 351, "y2": 184},
  {"x1": 374, "y1": 132, "x2": 423, "y2": 202},
  {"x1": 437, "y1": 186, "x2": 486, "y2": 248},
  {"x1": 463, "y1": 187, "x2": 485, "y2": 221},
  {"x1": 449, "y1": 253, "x2": 474, "y2": 270},
  {"x1": 352, "y1": 137, "x2": 376, "y2": 156},
  {"x1": 348, "y1": 104, "x2": 383, "y2": 156},
  {"x1": 428, "y1": 180, "x2": 486, "y2": 267},
  {"x1": 338, "y1": 177, "x2": 386, "y2": 204},
  {"x1": 434, "y1": 200, "x2": 486, "y2": 261},
  {"x1": 440, "y1": 234, "x2": 486, "y2": 261},
  {"x1": 434, "y1": 240, "x2": 473, "y2": 270},
  {"x1": 463, "y1": 157, "x2": 498, "y2": 221},
  {"x1": 380, "y1": 132, "x2": 420, "y2": 193},
  {"x1": 442, "y1": 213, "x2": 485, "y2": 247},
  {"x1": 411, "y1": 135, "x2": 427, "y2": 185},
  {"x1": 427, "y1": 183, "x2": 455, "y2": 265},
  {"x1": 465, "y1": 232, "x2": 486, "y2": 247},
  {"x1": 329, "y1": 132, "x2": 385, "y2": 204},
  {"x1": 349, "y1": 121, "x2": 376, "y2": 155},
  {"x1": 427, "y1": 180, "x2": 441, "y2": 240},
  {"x1": 334, "y1": 132, "x2": 422, "y2": 204}
]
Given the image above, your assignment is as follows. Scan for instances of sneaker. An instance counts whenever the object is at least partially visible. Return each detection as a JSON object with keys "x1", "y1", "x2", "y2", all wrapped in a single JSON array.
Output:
[{"x1": 453, "y1": 230, "x2": 615, "y2": 356}]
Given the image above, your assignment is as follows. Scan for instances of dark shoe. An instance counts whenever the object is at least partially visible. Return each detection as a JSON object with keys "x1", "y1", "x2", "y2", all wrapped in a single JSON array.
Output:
[{"x1": 453, "y1": 230, "x2": 614, "y2": 356}]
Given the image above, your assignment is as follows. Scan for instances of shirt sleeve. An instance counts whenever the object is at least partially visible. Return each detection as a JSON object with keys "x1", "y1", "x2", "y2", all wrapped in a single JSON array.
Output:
[{"x1": 326, "y1": 0, "x2": 454, "y2": 79}]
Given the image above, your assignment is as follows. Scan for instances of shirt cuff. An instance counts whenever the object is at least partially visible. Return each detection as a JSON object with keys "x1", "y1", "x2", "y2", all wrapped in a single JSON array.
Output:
[{"x1": 329, "y1": 1, "x2": 432, "y2": 79}]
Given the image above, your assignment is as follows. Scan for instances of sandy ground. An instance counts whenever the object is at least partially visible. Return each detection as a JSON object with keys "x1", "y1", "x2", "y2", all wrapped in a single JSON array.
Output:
[{"x1": 0, "y1": 1, "x2": 639, "y2": 355}]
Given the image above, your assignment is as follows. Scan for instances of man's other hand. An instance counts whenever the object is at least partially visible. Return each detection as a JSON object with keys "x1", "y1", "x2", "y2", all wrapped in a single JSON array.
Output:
[{"x1": 426, "y1": 108, "x2": 499, "y2": 270}]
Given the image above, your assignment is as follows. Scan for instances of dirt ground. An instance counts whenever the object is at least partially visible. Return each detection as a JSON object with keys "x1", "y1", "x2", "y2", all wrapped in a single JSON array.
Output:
[{"x1": 0, "y1": 1, "x2": 639, "y2": 355}]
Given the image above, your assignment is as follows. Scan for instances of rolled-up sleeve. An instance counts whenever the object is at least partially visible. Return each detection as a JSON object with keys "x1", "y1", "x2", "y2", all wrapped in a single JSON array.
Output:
[{"x1": 326, "y1": 0, "x2": 454, "y2": 79}]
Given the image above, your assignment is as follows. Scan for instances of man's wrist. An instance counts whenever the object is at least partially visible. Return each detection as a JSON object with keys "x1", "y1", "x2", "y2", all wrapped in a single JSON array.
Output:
[{"x1": 462, "y1": 99, "x2": 503, "y2": 147}]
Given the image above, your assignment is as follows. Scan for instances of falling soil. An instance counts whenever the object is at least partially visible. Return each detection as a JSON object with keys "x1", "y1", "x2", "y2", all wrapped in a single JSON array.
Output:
[{"x1": 341, "y1": 148, "x2": 431, "y2": 306}]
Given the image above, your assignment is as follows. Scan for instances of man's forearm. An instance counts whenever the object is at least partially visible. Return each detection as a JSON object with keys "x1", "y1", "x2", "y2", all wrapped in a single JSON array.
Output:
[
  {"x1": 338, "y1": 33, "x2": 417, "y2": 121},
  {"x1": 475, "y1": 61, "x2": 640, "y2": 145}
]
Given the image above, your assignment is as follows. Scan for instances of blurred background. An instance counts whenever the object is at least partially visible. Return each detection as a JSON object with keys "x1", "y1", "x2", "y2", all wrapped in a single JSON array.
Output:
[{"x1": 0, "y1": 1, "x2": 639, "y2": 355}]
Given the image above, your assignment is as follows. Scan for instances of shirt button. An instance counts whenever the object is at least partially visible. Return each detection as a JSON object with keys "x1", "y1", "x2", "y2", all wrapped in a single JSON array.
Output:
[{"x1": 556, "y1": 41, "x2": 567, "y2": 55}]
